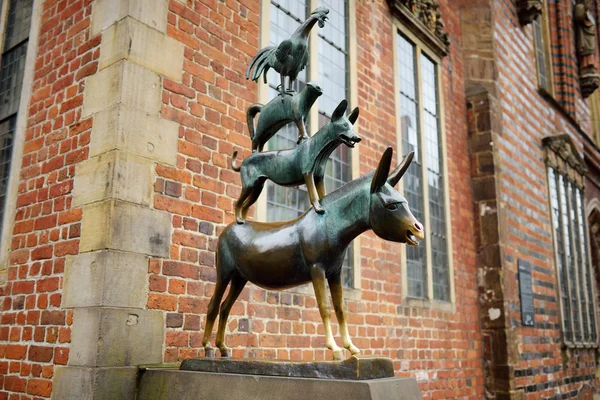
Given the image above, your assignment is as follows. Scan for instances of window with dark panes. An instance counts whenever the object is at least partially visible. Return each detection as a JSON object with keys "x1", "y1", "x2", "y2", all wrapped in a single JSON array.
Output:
[
  {"x1": 532, "y1": 0, "x2": 554, "y2": 95},
  {"x1": 266, "y1": 0, "x2": 354, "y2": 287},
  {"x1": 545, "y1": 136, "x2": 597, "y2": 345},
  {"x1": 0, "y1": 0, "x2": 34, "y2": 228},
  {"x1": 397, "y1": 32, "x2": 450, "y2": 301}
]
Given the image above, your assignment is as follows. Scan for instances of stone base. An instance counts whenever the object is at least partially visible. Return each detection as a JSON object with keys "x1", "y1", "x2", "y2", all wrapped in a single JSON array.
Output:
[
  {"x1": 137, "y1": 368, "x2": 423, "y2": 400},
  {"x1": 180, "y1": 355, "x2": 394, "y2": 380}
]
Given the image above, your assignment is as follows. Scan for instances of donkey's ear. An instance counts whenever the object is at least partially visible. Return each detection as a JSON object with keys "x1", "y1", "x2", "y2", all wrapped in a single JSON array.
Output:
[
  {"x1": 331, "y1": 99, "x2": 348, "y2": 121},
  {"x1": 371, "y1": 147, "x2": 393, "y2": 193},
  {"x1": 387, "y1": 151, "x2": 414, "y2": 187},
  {"x1": 348, "y1": 107, "x2": 359, "y2": 125}
]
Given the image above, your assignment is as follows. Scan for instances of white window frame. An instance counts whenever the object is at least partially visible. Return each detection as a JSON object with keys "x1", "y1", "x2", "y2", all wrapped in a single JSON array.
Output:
[
  {"x1": 252, "y1": 0, "x2": 361, "y2": 295},
  {"x1": 0, "y1": 0, "x2": 42, "y2": 283},
  {"x1": 392, "y1": 20, "x2": 455, "y2": 310}
]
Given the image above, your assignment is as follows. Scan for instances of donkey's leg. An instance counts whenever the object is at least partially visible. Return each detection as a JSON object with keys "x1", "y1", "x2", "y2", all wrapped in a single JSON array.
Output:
[
  {"x1": 304, "y1": 173, "x2": 325, "y2": 214},
  {"x1": 310, "y1": 265, "x2": 343, "y2": 360},
  {"x1": 328, "y1": 274, "x2": 360, "y2": 355},
  {"x1": 215, "y1": 273, "x2": 248, "y2": 358},
  {"x1": 202, "y1": 275, "x2": 231, "y2": 358}
]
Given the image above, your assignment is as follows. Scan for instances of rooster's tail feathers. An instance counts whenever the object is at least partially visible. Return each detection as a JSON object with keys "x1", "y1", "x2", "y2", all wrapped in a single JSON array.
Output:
[
  {"x1": 252, "y1": 55, "x2": 272, "y2": 82},
  {"x1": 246, "y1": 46, "x2": 274, "y2": 82}
]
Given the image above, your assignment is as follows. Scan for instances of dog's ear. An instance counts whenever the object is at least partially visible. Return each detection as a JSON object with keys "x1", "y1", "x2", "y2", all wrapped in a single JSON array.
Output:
[
  {"x1": 331, "y1": 99, "x2": 348, "y2": 121},
  {"x1": 348, "y1": 107, "x2": 359, "y2": 125}
]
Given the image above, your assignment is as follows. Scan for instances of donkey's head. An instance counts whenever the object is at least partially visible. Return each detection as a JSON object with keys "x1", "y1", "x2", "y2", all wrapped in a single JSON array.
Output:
[
  {"x1": 369, "y1": 147, "x2": 424, "y2": 246},
  {"x1": 325, "y1": 99, "x2": 362, "y2": 148}
]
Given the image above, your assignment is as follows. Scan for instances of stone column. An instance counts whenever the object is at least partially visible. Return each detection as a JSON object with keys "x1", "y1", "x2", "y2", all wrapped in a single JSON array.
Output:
[{"x1": 52, "y1": 0, "x2": 183, "y2": 398}]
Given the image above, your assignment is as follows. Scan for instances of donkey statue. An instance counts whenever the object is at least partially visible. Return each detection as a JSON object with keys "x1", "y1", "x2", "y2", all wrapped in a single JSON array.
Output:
[{"x1": 202, "y1": 147, "x2": 424, "y2": 360}]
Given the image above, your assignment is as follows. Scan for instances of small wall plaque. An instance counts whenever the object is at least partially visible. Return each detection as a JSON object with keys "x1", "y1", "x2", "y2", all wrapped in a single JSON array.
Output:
[{"x1": 518, "y1": 260, "x2": 535, "y2": 326}]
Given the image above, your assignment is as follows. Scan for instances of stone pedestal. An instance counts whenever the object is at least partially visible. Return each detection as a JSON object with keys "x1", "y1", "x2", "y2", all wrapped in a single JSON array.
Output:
[{"x1": 137, "y1": 368, "x2": 423, "y2": 400}]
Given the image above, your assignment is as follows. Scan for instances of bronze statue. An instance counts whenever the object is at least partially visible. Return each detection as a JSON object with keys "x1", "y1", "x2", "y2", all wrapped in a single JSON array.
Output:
[
  {"x1": 246, "y1": 7, "x2": 329, "y2": 95},
  {"x1": 202, "y1": 148, "x2": 424, "y2": 360},
  {"x1": 247, "y1": 82, "x2": 323, "y2": 152},
  {"x1": 232, "y1": 100, "x2": 361, "y2": 223}
]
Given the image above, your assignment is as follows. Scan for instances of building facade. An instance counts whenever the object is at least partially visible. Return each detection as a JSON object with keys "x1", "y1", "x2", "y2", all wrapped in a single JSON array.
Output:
[{"x1": 0, "y1": 0, "x2": 598, "y2": 399}]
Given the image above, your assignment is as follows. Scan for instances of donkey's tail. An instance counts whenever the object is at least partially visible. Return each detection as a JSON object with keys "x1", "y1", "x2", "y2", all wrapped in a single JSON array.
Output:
[
  {"x1": 246, "y1": 103, "x2": 262, "y2": 141},
  {"x1": 231, "y1": 151, "x2": 241, "y2": 172}
]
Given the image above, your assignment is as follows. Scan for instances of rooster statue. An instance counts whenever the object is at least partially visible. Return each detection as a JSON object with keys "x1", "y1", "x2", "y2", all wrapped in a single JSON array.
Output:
[{"x1": 246, "y1": 7, "x2": 329, "y2": 95}]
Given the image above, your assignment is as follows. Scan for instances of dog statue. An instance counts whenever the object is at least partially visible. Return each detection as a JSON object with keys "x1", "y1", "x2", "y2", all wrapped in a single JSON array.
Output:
[
  {"x1": 232, "y1": 99, "x2": 361, "y2": 224},
  {"x1": 247, "y1": 82, "x2": 322, "y2": 152}
]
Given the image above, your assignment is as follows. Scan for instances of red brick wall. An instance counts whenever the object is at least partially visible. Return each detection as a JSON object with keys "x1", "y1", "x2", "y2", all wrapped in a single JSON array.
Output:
[
  {"x1": 0, "y1": 0, "x2": 99, "y2": 398},
  {"x1": 493, "y1": 0, "x2": 598, "y2": 398},
  {"x1": 149, "y1": 0, "x2": 484, "y2": 399}
]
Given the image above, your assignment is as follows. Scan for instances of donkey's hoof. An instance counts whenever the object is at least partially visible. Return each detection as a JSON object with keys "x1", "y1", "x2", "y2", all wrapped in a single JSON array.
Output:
[
  {"x1": 219, "y1": 347, "x2": 232, "y2": 358},
  {"x1": 236, "y1": 218, "x2": 245, "y2": 225},
  {"x1": 204, "y1": 347, "x2": 215, "y2": 358},
  {"x1": 347, "y1": 344, "x2": 360, "y2": 355},
  {"x1": 332, "y1": 349, "x2": 344, "y2": 361}
]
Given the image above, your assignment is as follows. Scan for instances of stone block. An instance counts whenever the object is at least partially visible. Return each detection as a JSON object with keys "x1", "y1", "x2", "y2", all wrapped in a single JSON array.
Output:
[
  {"x1": 70, "y1": 308, "x2": 164, "y2": 367},
  {"x1": 91, "y1": 0, "x2": 168, "y2": 35},
  {"x1": 62, "y1": 250, "x2": 149, "y2": 309},
  {"x1": 72, "y1": 151, "x2": 154, "y2": 207},
  {"x1": 83, "y1": 61, "x2": 161, "y2": 117},
  {"x1": 52, "y1": 366, "x2": 138, "y2": 400},
  {"x1": 100, "y1": 17, "x2": 183, "y2": 80},
  {"x1": 80, "y1": 200, "x2": 170, "y2": 257},
  {"x1": 90, "y1": 105, "x2": 178, "y2": 166},
  {"x1": 137, "y1": 369, "x2": 423, "y2": 400}
]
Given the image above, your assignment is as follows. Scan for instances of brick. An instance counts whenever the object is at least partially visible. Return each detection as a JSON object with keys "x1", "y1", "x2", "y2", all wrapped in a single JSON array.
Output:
[
  {"x1": 28, "y1": 346, "x2": 53, "y2": 362},
  {"x1": 40, "y1": 311, "x2": 66, "y2": 325},
  {"x1": 162, "y1": 261, "x2": 198, "y2": 280},
  {"x1": 147, "y1": 293, "x2": 178, "y2": 311},
  {"x1": 5, "y1": 344, "x2": 27, "y2": 360},
  {"x1": 27, "y1": 379, "x2": 52, "y2": 397}
]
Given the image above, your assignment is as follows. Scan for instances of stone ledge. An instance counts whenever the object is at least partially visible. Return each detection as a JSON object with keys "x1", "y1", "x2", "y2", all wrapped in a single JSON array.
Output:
[
  {"x1": 137, "y1": 369, "x2": 423, "y2": 400},
  {"x1": 180, "y1": 355, "x2": 394, "y2": 380}
]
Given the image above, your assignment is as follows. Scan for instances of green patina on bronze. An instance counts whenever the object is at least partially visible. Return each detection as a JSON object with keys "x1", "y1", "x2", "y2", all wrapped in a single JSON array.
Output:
[
  {"x1": 196, "y1": 5, "x2": 426, "y2": 365},
  {"x1": 246, "y1": 7, "x2": 329, "y2": 95},
  {"x1": 232, "y1": 99, "x2": 361, "y2": 223},
  {"x1": 203, "y1": 148, "x2": 424, "y2": 360},
  {"x1": 247, "y1": 82, "x2": 323, "y2": 152},
  {"x1": 179, "y1": 355, "x2": 394, "y2": 380}
]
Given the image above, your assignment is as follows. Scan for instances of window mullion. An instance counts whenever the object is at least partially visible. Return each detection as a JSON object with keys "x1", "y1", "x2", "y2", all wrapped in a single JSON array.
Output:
[
  {"x1": 563, "y1": 178, "x2": 582, "y2": 342},
  {"x1": 557, "y1": 174, "x2": 575, "y2": 343},
  {"x1": 415, "y1": 47, "x2": 433, "y2": 300},
  {"x1": 549, "y1": 169, "x2": 569, "y2": 341},
  {"x1": 568, "y1": 181, "x2": 587, "y2": 342},
  {"x1": 580, "y1": 188, "x2": 598, "y2": 343}
]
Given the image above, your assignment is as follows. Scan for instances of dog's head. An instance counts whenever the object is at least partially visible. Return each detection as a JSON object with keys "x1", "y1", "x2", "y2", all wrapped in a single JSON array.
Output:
[{"x1": 329, "y1": 99, "x2": 361, "y2": 148}]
